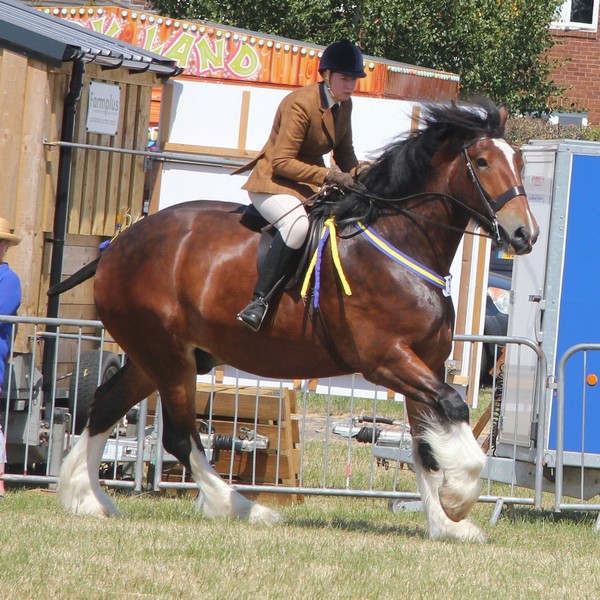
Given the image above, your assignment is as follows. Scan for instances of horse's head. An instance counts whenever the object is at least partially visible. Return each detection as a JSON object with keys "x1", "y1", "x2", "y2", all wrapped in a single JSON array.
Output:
[{"x1": 456, "y1": 105, "x2": 539, "y2": 255}]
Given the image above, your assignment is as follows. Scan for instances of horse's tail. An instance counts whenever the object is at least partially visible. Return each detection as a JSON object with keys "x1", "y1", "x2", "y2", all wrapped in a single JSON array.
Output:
[{"x1": 47, "y1": 257, "x2": 100, "y2": 297}]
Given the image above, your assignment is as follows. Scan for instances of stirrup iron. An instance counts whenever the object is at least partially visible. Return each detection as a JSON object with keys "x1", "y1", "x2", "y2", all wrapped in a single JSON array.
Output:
[{"x1": 237, "y1": 296, "x2": 268, "y2": 332}]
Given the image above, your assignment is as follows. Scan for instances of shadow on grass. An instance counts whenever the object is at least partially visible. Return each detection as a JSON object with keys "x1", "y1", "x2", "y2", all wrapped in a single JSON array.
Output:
[
  {"x1": 496, "y1": 504, "x2": 600, "y2": 526},
  {"x1": 285, "y1": 514, "x2": 426, "y2": 539}
]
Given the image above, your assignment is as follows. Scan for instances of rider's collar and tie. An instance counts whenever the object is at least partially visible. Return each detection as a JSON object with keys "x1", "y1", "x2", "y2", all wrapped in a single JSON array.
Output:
[{"x1": 322, "y1": 82, "x2": 341, "y2": 118}]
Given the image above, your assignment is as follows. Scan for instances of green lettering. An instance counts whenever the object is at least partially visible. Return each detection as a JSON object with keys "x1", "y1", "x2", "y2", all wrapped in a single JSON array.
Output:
[
  {"x1": 164, "y1": 32, "x2": 196, "y2": 69},
  {"x1": 142, "y1": 24, "x2": 165, "y2": 55},
  {"x1": 104, "y1": 19, "x2": 121, "y2": 38},
  {"x1": 227, "y1": 43, "x2": 260, "y2": 78},
  {"x1": 196, "y1": 37, "x2": 225, "y2": 73},
  {"x1": 90, "y1": 17, "x2": 104, "y2": 34}
]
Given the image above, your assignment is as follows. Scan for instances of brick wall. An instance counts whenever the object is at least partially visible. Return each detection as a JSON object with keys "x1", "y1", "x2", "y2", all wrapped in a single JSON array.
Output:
[{"x1": 549, "y1": 27, "x2": 600, "y2": 124}]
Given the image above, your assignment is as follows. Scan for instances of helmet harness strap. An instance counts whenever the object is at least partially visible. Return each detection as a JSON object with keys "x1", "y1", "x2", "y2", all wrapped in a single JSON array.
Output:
[{"x1": 322, "y1": 70, "x2": 343, "y2": 104}]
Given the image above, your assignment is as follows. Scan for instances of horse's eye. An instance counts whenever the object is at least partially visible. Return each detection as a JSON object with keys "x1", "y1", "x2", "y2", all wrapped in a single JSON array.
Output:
[{"x1": 476, "y1": 158, "x2": 488, "y2": 168}]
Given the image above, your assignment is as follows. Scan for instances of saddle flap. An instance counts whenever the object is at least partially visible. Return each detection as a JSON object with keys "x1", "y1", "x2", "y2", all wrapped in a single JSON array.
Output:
[{"x1": 240, "y1": 204, "x2": 270, "y2": 232}]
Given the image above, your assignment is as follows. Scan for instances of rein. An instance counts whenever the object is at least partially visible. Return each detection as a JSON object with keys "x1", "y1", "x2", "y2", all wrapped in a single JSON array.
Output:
[{"x1": 337, "y1": 188, "x2": 498, "y2": 242}]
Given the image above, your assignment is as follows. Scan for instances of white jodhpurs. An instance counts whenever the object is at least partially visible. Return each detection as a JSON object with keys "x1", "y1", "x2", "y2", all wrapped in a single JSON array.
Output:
[{"x1": 248, "y1": 192, "x2": 309, "y2": 250}]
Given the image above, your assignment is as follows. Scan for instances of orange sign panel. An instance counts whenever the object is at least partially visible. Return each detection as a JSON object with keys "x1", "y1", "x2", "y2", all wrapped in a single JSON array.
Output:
[{"x1": 43, "y1": 6, "x2": 459, "y2": 100}]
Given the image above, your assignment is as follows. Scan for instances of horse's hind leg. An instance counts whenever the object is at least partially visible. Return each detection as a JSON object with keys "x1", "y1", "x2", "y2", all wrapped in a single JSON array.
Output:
[
  {"x1": 191, "y1": 443, "x2": 281, "y2": 524},
  {"x1": 58, "y1": 360, "x2": 155, "y2": 516},
  {"x1": 158, "y1": 356, "x2": 281, "y2": 525}
]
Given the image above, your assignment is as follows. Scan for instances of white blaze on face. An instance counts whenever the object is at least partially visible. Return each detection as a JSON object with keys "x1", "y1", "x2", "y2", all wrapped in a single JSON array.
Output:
[{"x1": 492, "y1": 138, "x2": 519, "y2": 179}]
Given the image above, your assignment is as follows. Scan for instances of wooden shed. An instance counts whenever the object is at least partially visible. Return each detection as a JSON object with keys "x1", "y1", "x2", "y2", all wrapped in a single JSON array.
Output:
[{"x1": 0, "y1": 0, "x2": 179, "y2": 346}]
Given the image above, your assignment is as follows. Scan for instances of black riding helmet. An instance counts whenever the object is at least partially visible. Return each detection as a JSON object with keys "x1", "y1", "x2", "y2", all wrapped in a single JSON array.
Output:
[{"x1": 319, "y1": 40, "x2": 367, "y2": 79}]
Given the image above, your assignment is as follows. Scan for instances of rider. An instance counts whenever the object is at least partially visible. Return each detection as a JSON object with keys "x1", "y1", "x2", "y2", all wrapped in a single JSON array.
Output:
[{"x1": 235, "y1": 39, "x2": 366, "y2": 331}]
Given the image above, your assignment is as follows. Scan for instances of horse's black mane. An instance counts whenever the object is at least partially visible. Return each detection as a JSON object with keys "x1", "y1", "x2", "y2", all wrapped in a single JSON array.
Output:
[{"x1": 313, "y1": 97, "x2": 505, "y2": 226}]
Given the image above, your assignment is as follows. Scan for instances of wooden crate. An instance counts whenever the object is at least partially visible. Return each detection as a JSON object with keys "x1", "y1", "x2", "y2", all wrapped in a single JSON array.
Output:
[{"x1": 151, "y1": 384, "x2": 302, "y2": 505}]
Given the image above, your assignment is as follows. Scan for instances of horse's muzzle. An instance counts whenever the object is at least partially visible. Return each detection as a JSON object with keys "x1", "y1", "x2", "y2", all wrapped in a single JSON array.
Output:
[{"x1": 503, "y1": 223, "x2": 539, "y2": 256}]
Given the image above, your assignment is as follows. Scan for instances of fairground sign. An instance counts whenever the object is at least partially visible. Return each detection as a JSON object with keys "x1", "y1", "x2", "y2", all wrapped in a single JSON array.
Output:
[{"x1": 42, "y1": 6, "x2": 460, "y2": 99}]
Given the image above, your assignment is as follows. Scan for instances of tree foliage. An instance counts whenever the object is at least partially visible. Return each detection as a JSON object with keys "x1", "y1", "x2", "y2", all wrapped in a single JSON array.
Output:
[
  {"x1": 505, "y1": 117, "x2": 600, "y2": 147},
  {"x1": 149, "y1": 0, "x2": 564, "y2": 115}
]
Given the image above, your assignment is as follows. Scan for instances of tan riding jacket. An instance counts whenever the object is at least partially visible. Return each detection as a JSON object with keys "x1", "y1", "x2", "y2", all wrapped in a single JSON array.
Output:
[{"x1": 234, "y1": 82, "x2": 359, "y2": 201}]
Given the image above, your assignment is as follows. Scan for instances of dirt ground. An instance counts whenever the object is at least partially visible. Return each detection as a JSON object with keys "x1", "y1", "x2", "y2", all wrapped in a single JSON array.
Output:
[{"x1": 296, "y1": 414, "x2": 346, "y2": 442}]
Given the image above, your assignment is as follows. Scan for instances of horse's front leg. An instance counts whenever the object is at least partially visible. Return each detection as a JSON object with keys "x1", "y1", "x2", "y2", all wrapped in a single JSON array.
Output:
[
  {"x1": 408, "y1": 398, "x2": 487, "y2": 542},
  {"x1": 364, "y1": 348, "x2": 486, "y2": 542}
]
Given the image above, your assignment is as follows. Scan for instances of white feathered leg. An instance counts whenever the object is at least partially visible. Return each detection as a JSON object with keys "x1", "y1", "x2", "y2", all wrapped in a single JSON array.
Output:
[
  {"x1": 57, "y1": 428, "x2": 119, "y2": 517},
  {"x1": 188, "y1": 442, "x2": 281, "y2": 525},
  {"x1": 414, "y1": 422, "x2": 487, "y2": 542}
]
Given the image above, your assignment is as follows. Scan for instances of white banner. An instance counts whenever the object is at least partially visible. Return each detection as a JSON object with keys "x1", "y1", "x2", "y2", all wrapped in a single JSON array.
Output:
[{"x1": 86, "y1": 81, "x2": 121, "y2": 136}]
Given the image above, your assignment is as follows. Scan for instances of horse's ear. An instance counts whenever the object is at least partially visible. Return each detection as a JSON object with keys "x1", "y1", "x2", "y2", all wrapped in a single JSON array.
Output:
[{"x1": 498, "y1": 104, "x2": 509, "y2": 133}]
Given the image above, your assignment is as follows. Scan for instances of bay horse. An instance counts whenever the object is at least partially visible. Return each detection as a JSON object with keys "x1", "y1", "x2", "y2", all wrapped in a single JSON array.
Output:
[{"x1": 57, "y1": 98, "x2": 538, "y2": 541}]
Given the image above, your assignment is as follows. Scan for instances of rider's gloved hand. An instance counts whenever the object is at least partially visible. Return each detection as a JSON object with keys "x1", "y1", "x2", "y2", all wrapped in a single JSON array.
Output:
[
  {"x1": 352, "y1": 160, "x2": 371, "y2": 179},
  {"x1": 325, "y1": 167, "x2": 355, "y2": 188}
]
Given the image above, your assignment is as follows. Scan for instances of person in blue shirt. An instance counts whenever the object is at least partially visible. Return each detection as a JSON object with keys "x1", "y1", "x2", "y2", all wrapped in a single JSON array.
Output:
[{"x1": 0, "y1": 216, "x2": 21, "y2": 498}]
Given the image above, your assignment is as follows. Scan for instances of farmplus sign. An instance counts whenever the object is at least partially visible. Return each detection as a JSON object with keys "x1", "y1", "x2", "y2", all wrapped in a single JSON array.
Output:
[{"x1": 86, "y1": 81, "x2": 121, "y2": 136}]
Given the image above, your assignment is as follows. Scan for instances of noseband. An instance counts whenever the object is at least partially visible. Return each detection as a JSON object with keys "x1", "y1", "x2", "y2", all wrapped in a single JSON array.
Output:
[{"x1": 462, "y1": 136, "x2": 526, "y2": 243}]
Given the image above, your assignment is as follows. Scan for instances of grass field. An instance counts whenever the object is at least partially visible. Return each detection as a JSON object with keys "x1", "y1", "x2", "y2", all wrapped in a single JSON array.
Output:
[
  {"x1": 1, "y1": 389, "x2": 599, "y2": 599},
  {"x1": 1, "y1": 489, "x2": 600, "y2": 600}
]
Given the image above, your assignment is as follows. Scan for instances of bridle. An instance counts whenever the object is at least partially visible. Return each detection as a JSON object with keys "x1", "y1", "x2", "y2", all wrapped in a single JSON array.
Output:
[{"x1": 461, "y1": 136, "x2": 526, "y2": 242}]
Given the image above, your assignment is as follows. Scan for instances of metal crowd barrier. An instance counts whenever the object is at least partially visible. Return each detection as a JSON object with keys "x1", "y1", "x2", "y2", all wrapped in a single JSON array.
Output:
[
  {"x1": 2, "y1": 315, "x2": 600, "y2": 530},
  {"x1": 456, "y1": 334, "x2": 548, "y2": 521},
  {"x1": 0, "y1": 315, "x2": 135, "y2": 489},
  {"x1": 555, "y1": 344, "x2": 600, "y2": 532}
]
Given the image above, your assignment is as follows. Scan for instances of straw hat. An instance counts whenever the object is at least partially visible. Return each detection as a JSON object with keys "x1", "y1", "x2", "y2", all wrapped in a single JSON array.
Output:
[{"x1": 0, "y1": 217, "x2": 21, "y2": 246}]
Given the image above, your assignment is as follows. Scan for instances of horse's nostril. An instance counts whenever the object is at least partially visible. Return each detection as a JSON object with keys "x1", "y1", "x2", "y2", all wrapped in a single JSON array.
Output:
[
  {"x1": 515, "y1": 226, "x2": 529, "y2": 242},
  {"x1": 510, "y1": 226, "x2": 536, "y2": 255}
]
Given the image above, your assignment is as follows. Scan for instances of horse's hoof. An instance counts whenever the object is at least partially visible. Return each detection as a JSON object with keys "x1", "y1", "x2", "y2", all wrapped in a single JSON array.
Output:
[
  {"x1": 247, "y1": 503, "x2": 283, "y2": 525},
  {"x1": 453, "y1": 520, "x2": 488, "y2": 543},
  {"x1": 438, "y1": 484, "x2": 480, "y2": 522},
  {"x1": 57, "y1": 474, "x2": 120, "y2": 517},
  {"x1": 198, "y1": 489, "x2": 282, "y2": 525},
  {"x1": 430, "y1": 518, "x2": 487, "y2": 543},
  {"x1": 59, "y1": 494, "x2": 120, "y2": 518}
]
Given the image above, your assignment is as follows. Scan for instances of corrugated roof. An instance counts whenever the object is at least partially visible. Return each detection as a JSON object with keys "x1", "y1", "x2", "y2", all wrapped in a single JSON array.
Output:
[{"x1": 0, "y1": 0, "x2": 180, "y2": 75}]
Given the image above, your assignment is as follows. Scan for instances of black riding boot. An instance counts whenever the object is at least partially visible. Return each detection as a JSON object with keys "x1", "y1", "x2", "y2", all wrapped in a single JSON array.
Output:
[{"x1": 237, "y1": 232, "x2": 296, "y2": 331}]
